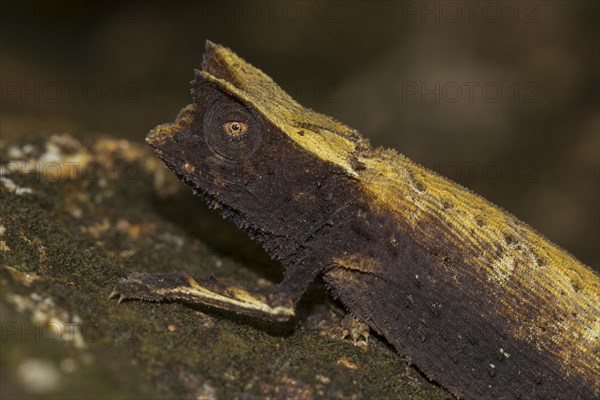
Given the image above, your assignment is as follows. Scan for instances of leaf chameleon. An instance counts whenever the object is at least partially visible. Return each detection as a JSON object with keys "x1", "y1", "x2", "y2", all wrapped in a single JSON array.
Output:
[{"x1": 111, "y1": 41, "x2": 600, "y2": 400}]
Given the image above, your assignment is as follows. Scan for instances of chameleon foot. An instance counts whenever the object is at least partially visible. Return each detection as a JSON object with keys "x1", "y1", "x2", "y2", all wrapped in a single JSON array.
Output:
[{"x1": 341, "y1": 315, "x2": 370, "y2": 347}]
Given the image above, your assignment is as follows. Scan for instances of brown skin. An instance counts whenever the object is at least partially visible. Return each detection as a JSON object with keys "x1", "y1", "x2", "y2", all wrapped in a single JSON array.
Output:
[{"x1": 111, "y1": 41, "x2": 600, "y2": 400}]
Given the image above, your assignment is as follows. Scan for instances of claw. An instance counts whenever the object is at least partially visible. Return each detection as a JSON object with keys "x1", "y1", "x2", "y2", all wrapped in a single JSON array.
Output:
[
  {"x1": 341, "y1": 315, "x2": 370, "y2": 348},
  {"x1": 109, "y1": 288, "x2": 127, "y2": 304}
]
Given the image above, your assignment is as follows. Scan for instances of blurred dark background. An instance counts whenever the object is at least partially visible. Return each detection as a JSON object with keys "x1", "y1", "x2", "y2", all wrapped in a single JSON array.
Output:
[{"x1": 1, "y1": 0, "x2": 598, "y2": 269}]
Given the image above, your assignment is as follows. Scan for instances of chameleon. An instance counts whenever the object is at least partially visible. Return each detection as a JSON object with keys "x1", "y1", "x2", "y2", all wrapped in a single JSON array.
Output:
[{"x1": 110, "y1": 41, "x2": 600, "y2": 399}]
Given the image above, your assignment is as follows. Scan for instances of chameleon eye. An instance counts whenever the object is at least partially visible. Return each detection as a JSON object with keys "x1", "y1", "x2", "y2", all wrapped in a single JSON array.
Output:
[
  {"x1": 204, "y1": 98, "x2": 262, "y2": 162},
  {"x1": 223, "y1": 121, "x2": 248, "y2": 138}
]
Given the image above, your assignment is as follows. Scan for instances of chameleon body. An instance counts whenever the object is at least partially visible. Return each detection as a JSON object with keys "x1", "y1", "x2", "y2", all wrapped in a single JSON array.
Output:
[{"x1": 111, "y1": 41, "x2": 600, "y2": 399}]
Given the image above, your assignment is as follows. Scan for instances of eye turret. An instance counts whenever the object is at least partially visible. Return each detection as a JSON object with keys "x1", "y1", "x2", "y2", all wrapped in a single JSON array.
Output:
[{"x1": 204, "y1": 97, "x2": 263, "y2": 162}]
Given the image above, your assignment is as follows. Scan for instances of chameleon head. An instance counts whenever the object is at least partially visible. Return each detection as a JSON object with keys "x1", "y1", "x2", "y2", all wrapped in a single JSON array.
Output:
[{"x1": 145, "y1": 41, "x2": 364, "y2": 247}]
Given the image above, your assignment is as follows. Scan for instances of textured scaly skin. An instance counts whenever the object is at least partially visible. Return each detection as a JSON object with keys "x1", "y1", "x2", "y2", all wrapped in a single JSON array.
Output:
[{"x1": 142, "y1": 42, "x2": 600, "y2": 399}]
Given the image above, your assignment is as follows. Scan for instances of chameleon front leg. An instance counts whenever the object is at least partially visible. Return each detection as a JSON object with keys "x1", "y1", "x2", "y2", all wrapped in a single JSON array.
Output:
[{"x1": 109, "y1": 260, "x2": 320, "y2": 322}]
